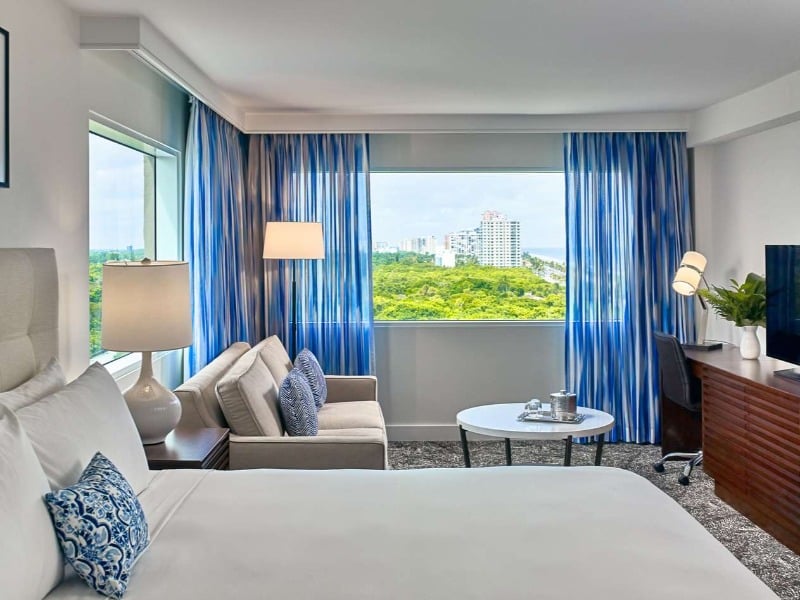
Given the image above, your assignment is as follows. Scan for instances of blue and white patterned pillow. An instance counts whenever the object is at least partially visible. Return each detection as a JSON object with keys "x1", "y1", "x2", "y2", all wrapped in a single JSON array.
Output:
[
  {"x1": 279, "y1": 369, "x2": 319, "y2": 436},
  {"x1": 44, "y1": 452, "x2": 149, "y2": 599},
  {"x1": 295, "y1": 348, "x2": 327, "y2": 409}
]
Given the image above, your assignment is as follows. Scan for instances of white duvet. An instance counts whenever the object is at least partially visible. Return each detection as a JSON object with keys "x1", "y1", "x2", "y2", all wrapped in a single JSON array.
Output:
[{"x1": 46, "y1": 466, "x2": 776, "y2": 599}]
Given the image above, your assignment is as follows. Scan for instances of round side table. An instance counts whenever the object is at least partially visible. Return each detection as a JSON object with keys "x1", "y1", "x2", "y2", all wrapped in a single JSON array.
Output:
[{"x1": 456, "y1": 403, "x2": 615, "y2": 467}]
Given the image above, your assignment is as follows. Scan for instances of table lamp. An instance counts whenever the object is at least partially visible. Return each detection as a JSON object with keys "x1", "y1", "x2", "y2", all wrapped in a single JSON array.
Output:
[
  {"x1": 102, "y1": 259, "x2": 193, "y2": 444},
  {"x1": 263, "y1": 221, "x2": 325, "y2": 359},
  {"x1": 672, "y1": 251, "x2": 722, "y2": 351}
]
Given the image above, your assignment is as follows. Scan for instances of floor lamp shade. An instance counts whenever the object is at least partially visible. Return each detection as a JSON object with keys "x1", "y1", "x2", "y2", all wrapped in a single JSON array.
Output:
[
  {"x1": 101, "y1": 259, "x2": 192, "y2": 445},
  {"x1": 263, "y1": 221, "x2": 325, "y2": 259}
]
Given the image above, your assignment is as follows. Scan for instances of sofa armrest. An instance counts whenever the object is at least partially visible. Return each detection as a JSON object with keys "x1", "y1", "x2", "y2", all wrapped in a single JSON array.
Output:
[
  {"x1": 229, "y1": 431, "x2": 386, "y2": 470},
  {"x1": 324, "y1": 375, "x2": 377, "y2": 403}
]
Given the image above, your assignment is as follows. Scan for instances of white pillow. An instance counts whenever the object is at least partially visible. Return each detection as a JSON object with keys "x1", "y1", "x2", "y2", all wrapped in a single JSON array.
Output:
[
  {"x1": 0, "y1": 407, "x2": 63, "y2": 600},
  {"x1": 17, "y1": 363, "x2": 151, "y2": 495},
  {"x1": 0, "y1": 357, "x2": 65, "y2": 412}
]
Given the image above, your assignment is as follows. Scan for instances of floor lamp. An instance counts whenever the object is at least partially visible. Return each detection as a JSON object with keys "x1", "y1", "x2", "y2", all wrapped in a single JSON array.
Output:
[
  {"x1": 672, "y1": 251, "x2": 722, "y2": 351},
  {"x1": 263, "y1": 221, "x2": 325, "y2": 359}
]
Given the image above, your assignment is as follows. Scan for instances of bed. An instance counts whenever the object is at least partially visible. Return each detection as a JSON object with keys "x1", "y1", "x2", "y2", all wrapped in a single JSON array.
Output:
[{"x1": 0, "y1": 248, "x2": 778, "y2": 600}]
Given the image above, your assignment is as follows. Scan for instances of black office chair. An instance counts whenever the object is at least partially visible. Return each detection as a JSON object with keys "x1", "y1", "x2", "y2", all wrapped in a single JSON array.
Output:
[{"x1": 652, "y1": 332, "x2": 703, "y2": 485}]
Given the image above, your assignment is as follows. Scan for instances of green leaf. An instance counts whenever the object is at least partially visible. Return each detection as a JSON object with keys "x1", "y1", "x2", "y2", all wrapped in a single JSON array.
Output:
[{"x1": 697, "y1": 272, "x2": 766, "y2": 327}]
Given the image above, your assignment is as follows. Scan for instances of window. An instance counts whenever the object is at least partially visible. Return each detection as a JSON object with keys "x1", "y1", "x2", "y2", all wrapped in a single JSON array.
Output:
[
  {"x1": 89, "y1": 121, "x2": 181, "y2": 362},
  {"x1": 370, "y1": 172, "x2": 565, "y2": 321}
]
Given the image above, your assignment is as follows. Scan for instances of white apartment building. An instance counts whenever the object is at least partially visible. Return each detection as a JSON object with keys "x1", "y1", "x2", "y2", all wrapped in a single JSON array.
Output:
[
  {"x1": 478, "y1": 211, "x2": 521, "y2": 267},
  {"x1": 444, "y1": 229, "x2": 480, "y2": 257},
  {"x1": 399, "y1": 236, "x2": 436, "y2": 254}
]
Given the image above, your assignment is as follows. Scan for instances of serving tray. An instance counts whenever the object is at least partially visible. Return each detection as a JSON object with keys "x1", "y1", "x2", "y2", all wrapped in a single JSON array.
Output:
[{"x1": 517, "y1": 412, "x2": 586, "y2": 424}]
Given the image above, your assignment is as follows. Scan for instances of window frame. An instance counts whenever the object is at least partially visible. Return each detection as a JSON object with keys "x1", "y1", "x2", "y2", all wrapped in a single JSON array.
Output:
[
  {"x1": 369, "y1": 168, "x2": 566, "y2": 325},
  {"x1": 88, "y1": 116, "x2": 183, "y2": 366}
]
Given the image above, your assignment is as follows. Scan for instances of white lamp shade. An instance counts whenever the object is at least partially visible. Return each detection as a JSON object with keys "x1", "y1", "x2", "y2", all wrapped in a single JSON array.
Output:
[
  {"x1": 679, "y1": 251, "x2": 707, "y2": 274},
  {"x1": 263, "y1": 222, "x2": 324, "y2": 259},
  {"x1": 101, "y1": 260, "x2": 193, "y2": 352},
  {"x1": 672, "y1": 265, "x2": 702, "y2": 296}
]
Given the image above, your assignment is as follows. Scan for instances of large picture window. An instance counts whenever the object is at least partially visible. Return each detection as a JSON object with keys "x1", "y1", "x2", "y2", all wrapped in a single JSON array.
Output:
[
  {"x1": 89, "y1": 122, "x2": 181, "y2": 361},
  {"x1": 370, "y1": 171, "x2": 566, "y2": 321}
]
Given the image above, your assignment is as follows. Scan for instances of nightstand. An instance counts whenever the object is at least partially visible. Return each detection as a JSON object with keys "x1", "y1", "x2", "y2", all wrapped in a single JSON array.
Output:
[{"x1": 145, "y1": 427, "x2": 230, "y2": 470}]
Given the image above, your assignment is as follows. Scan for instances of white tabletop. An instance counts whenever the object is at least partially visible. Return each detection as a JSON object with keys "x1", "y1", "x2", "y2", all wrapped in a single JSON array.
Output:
[{"x1": 456, "y1": 403, "x2": 615, "y2": 440}]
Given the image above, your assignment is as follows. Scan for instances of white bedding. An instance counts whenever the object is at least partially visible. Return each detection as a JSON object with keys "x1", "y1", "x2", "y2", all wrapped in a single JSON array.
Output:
[{"x1": 45, "y1": 466, "x2": 776, "y2": 600}]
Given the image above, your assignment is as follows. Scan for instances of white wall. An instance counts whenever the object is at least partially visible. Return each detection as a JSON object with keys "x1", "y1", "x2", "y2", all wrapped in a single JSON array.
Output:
[
  {"x1": 370, "y1": 133, "x2": 563, "y2": 171},
  {"x1": 376, "y1": 322, "x2": 565, "y2": 440},
  {"x1": 0, "y1": 0, "x2": 188, "y2": 380},
  {"x1": 694, "y1": 120, "x2": 800, "y2": 350}
]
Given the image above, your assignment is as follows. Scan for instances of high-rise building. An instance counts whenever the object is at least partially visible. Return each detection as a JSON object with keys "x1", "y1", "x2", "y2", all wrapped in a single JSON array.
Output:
[
  {"x1": 478, "y1": 211, "x2": 521, "y2": 267},
  {"x1": 445, "y1": 229, "x2": 480, "y2": 257},
  {"x1": 399, "y1": 236, "x2": 436, "y2": 254}
]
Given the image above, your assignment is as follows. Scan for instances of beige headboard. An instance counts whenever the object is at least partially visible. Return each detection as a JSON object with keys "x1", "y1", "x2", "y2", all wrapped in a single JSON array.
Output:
[{"x1": 0, "y1": 248, "x2": 59, "y2": 392}]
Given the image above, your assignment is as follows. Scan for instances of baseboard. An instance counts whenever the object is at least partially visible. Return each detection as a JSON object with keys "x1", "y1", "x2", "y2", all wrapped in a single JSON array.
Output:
[{"x1": 386, "y1": 424, "x2": 498, "y2": 442}]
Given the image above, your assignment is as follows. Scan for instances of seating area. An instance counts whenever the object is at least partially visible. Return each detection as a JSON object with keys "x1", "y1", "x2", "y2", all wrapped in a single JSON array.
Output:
[{"x1": 175, "y1": 336, "x2": 387, "y2": 470}]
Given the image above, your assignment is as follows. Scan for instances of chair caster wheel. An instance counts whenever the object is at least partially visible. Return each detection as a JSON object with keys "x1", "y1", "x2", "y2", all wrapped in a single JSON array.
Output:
[
  {"x1": 678, "y1": 475, "x2": 690, "y2": 486},
  {"x1": 653, "y1": 462, "x2": 665, "y2": 473}
]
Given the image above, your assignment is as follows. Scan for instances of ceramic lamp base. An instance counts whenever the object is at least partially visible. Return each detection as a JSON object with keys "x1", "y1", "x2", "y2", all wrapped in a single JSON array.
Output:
[{"x1": 124, "y1": 351, "x2": 182, "y2": 445}]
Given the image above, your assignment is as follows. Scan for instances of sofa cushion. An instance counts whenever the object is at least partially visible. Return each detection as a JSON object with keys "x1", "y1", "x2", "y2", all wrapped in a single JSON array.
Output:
[
  {"x1": 295, "y1": 348, "x2": 327, "y2": 408},
  {"x1": 317, "y1": 401, "x2": 385, "y2": 431},
  {"x1": 279, "y1": 369, "x2": 318, "y2": 436},
  {"x1": 215, "y1": 344, "x2": 283, "y2": 437},
  {"x1": 176, "y1": 342, "x2": 250, "y2": 428},
  {"x1": 258, "y1": 335, "x2": 293, "y2": 385},
  {"x1": 44, "y1": 452, "x2": 149, "y2": 600}
]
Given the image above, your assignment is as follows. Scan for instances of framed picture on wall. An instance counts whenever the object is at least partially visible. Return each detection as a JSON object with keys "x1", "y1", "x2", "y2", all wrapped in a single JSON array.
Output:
[{"x1": 0, "y1": 26, "x2": 8, "y2": 188}]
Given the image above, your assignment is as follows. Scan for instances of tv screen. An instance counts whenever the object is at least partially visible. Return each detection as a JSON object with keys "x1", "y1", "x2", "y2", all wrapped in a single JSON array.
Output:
[{"x1": 766, "y1": 245, "x2": 800, "y2": 366}]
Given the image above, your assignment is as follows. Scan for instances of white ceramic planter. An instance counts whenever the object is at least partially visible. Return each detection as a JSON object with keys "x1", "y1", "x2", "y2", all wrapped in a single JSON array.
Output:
[{"x1": 739, "y1": 326, "x2": 761, "y2": 360}]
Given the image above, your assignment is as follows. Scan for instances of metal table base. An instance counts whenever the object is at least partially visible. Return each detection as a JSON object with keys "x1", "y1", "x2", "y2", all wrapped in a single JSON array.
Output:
[{"x1": 459, "y1": 426, "x2": 606, "y2": 467}]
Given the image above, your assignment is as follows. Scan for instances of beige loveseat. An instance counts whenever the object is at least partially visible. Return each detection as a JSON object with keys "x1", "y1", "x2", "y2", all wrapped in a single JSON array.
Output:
[{"x1": 175, "y1": 336, "x2": 387, "y2": 470}]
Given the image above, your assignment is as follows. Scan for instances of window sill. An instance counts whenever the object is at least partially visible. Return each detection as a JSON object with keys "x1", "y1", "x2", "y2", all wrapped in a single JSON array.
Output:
[
  {"x1": 373, "y1": 320, "x2": 564, "y2": 328},
  {"x1": 99, "y1": 351, "x2": 174, "y2": 381}
]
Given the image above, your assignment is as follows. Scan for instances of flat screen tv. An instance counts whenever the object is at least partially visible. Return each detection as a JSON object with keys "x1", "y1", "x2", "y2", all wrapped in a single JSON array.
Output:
[{"x1": 766, "y1": 245, "x2": 800, "y2": 380}]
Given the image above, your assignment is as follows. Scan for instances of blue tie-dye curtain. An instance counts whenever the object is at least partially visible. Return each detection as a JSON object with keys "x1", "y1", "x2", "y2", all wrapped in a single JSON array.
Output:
[
  {"x1": 184, "y1": 100, "x2": 265, "y2": 375},
  {"x1": 247, "y1": 134, "x2": 375, "y2": 376},
  {"x1": 564, "y1": 132, "x2": 694, "y2": 443}
]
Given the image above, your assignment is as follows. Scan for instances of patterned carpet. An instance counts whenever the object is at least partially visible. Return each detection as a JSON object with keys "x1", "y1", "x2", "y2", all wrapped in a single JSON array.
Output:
[{"x1": 388, "y1": 440, "x2": 800, "y2": 600}]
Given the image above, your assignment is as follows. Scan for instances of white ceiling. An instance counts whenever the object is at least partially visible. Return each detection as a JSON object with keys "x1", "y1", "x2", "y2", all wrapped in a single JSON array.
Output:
[{"x1": 64, "y1": 0, "x2": 800, "y2": 115}]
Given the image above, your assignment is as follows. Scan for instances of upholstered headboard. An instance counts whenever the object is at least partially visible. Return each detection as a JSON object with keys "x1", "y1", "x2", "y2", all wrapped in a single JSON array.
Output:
[{"x1": 0, "y1": 248, "x2": 59, "y2": 392}]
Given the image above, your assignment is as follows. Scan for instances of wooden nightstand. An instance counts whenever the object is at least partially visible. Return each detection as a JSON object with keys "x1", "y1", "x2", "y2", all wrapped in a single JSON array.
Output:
[{"x1": 145, "y1": 427, "x2": 230, "y2": 470}]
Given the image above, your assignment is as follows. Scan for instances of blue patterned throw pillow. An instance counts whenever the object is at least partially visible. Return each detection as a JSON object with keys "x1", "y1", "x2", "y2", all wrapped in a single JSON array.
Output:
[
  {"x1": 279, "y1": 368, "x2": 319, "y2": 436},
  {"x1": 44, "y1": 453, "x2": 149, "y2": 599},
  {"x1": 295, "y1": 348, "x2": 327, "y2": 409}
]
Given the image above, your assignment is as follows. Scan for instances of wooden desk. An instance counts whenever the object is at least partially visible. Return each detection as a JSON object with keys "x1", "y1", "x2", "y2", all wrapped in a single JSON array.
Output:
[{"x1": 685, "y1": 346, "x2": 800, "y2": 554}]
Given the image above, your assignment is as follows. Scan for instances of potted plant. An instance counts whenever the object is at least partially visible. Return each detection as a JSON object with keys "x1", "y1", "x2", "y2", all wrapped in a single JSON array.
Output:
[{"x1": 698, "y1": 273, "x2": 766, "y2": 359}]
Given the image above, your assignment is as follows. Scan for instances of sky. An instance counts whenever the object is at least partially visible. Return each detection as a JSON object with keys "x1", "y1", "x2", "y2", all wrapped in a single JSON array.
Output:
[
  {"x1": 89, "y1": 141, "x2": 566, "y2": 253},
  {"x1": 370, "y1": 172, "x2": 565, "y2": 250},
  {"x1": 89, "y1": 134, "x2": 147, "y2": 251}
]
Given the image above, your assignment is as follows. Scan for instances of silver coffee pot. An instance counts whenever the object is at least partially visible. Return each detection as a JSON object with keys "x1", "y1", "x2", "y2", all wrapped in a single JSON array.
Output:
[{"x1": 550, "y1": 389, "x2": 577, "y2": 420}]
